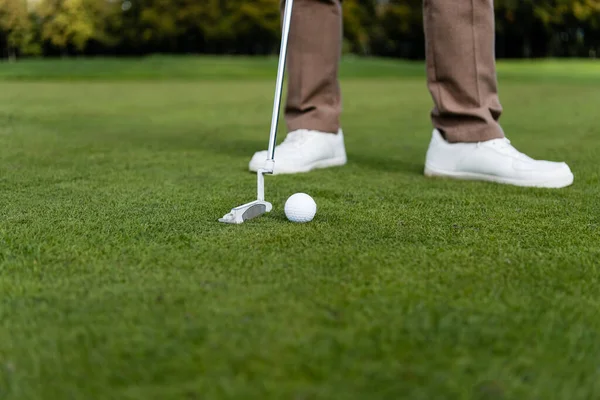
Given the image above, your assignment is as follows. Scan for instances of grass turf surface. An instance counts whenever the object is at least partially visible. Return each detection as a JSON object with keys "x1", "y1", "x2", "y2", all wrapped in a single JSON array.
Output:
[{"x1": 1, "y1": 56, "x2": 600, "y2": 399}]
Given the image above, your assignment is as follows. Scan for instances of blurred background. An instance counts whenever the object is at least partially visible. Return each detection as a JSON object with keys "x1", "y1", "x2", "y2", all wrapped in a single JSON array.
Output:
[{"x1": 0, "y1": 0, "x2": 598, "y2": 62}]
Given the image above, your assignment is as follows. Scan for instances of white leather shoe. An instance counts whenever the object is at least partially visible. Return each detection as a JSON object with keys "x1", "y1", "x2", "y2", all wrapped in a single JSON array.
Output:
[
  {"x1": 249, "y1": 129, "x2": 347, "y2": 175},
  {"x1": 424, "y1": 129, "x2": 574, "y2": 188}
]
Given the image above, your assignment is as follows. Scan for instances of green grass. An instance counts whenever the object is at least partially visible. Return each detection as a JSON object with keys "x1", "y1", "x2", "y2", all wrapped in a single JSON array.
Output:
[
  {"x1": 1, "y1": 56, "x2": 600, "y2": 400},
  {"x1": 0, "y1": 55, "x2": 599, "y2": 82}
]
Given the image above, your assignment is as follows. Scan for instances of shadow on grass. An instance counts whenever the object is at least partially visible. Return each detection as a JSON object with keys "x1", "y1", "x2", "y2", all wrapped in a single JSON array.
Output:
[
  {"x1": 349, "y1": 152, "x2": 424, "y2": 175},
  {"x1": 102, "y1": 126, "x2": 266, "y2": 158},
  {"x1": 101, "y1": 124, "x2": 426, "y2": 176},
  {"x1": 191, "y1": 132, "x2": 426, "y2": 176},
  {"x1": 200, "y1": 137, "x2": 264, "y2": 158}
]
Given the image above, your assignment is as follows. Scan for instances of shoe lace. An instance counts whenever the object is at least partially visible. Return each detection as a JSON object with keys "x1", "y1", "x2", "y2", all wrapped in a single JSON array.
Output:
[
  {"x1": 280, "y1": 130, "x2": 311, "y2": 148},
  {"x1": 479, "y1": 137, "x2": 522, "y2": 156}
]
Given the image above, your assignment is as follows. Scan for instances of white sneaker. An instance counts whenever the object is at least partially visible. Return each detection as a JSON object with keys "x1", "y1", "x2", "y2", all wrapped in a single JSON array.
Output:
[
  {"x1": 424, "y1": 129, "x2": 574, "y2": 188},
  {"x1": 249, "y1": 129, "x2": 347, "y2": 174}
]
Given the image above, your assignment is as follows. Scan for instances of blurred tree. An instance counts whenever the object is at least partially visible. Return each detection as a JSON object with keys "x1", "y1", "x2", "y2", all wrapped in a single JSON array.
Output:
[
  {"x1": 534, "y1": 0, "x2": 600, "y2": 56},
  {"x1": 197, "y1": 0, "x2": 280, "y2": 54},
  {"x1": 371, "y1": 0, "x2": 424, "y2": 59},
  {"x1": 35, "y1": 0, "x2": 94, "y2": 55},
  {"x1": 83, "y1": 0, "x2": 123, "y2": 50},
  {"x1": 0, "y1": 0, "x2": 597, "y2": 59},
  {"x1": 0, "y1": 0, "x2": 32, "y2": 60},
  {"x1": 138, "y1": 0, "x2": 179, "y2": 47},
  {"x1": 494, "y1": 0, "x2": 600, "y2": 57},
  {"x1": 495, "y1": 0, "x2": 546, "y2": 57},
  {"x1": 535, "y1": 0, "x2": 600, "y2": 25},
  {"x1": 342, "y1": 0, "x2": 377, "y2": 55},
  {"x1": 230, "y1": 0, "x2": 280, "y2": 54}
]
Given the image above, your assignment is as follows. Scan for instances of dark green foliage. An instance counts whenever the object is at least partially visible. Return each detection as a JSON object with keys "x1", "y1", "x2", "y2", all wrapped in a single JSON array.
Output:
[{"x1": 0, "y1": 0, "x2": 599, "y2": 58}]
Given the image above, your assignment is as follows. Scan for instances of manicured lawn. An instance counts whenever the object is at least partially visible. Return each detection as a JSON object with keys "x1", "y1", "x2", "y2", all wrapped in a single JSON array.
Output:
[{"x1": 1, "y1": 56, "x2": 599, "y2": 399}]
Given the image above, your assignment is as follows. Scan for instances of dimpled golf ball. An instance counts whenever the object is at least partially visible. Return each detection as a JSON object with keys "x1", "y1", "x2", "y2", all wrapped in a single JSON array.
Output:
[{"x1": 284, "y1": 193, "x2": 317, "y2": 223}]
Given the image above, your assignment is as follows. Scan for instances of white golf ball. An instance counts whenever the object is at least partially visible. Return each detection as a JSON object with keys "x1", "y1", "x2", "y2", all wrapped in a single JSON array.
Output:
[{"x1": 284, "y1": 193, "x2": 317, "y2": 223}]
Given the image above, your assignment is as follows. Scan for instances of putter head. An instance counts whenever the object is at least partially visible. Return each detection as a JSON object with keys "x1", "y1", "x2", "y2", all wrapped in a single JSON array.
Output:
[
  {"x1": 219, "y1": 200, "x2": 273, "y2": 224},
  {"x1": 219, "y1": 165, "x2": 274, "y2": 224}
]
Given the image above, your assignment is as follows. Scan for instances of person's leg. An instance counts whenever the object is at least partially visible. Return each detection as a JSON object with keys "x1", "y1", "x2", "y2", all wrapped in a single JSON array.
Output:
[
  {"x1": 423, "y1": 0, "x2": 573, "y2": 188},
  {"x1": 424, "y1": 0, "x2": 503, "y2": 143},
  {"x1": 249, "y1": 0, "x2": 347, "y2": 175},
  {"x1": 285, "y1": 0, "x2": 343, "y2": 134}
]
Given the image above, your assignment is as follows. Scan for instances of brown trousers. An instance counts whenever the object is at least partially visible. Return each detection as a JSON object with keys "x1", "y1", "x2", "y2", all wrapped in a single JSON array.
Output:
[{"x1": 283, "y1": 0, "x2": 504, "y2": 143}]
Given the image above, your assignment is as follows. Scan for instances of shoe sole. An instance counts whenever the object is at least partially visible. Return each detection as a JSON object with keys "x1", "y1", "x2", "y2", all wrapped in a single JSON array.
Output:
[
  {"x1": 250, "y1": 156, "x2": 347, "y2": 175},
  {"x1": 424, "y1": 165, "x2": 574, "y2": 189}
]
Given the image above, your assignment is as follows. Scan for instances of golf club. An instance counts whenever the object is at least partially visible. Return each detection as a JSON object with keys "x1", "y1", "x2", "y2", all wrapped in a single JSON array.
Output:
[{"x1": 219, "y1": 0, "x2": 294, "y2": 224}]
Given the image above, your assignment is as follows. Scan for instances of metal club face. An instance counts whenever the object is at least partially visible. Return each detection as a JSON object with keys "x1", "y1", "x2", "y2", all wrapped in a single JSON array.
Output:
[{"x1": 218, "y1": 200, "x2": 273, "y2": 224}]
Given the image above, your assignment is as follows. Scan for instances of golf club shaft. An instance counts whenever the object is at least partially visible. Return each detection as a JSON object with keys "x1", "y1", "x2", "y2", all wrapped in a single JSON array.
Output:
[{"x1": 266, "y1": 0, "x2": 294, "y2": 164}]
